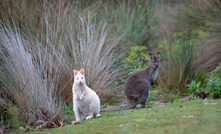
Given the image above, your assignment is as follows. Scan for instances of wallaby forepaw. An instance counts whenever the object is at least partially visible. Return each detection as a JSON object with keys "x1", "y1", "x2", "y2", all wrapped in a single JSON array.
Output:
[
  {"x1": 80, "y1": 95, "x2": 84, "y2": 100},
  {"x1": 85, "y1": 116, "x2": 93, "y2": 120},
  {"x1": 96, "y1": 114, "x2": 101, "y2": 118},
  {"x1": 72, "y1": 120, "x2": 81, "y2": 125}
]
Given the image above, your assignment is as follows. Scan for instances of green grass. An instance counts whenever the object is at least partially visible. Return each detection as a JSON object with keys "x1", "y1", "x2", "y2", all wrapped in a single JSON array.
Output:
[{"x1": 10, "y1": 99, "x2": 221, "y2": 134}]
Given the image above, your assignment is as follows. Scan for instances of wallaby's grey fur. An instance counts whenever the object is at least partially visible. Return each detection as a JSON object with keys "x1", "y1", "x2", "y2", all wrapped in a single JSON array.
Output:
[{"x1": 101, "y1": 52, "x2": 160, "y2": 112}]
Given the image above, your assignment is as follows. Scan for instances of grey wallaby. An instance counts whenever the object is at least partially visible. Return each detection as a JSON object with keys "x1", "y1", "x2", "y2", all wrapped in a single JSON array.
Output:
[{"x1": 101, "y1": 52, "x2": 160, "y2": 112}]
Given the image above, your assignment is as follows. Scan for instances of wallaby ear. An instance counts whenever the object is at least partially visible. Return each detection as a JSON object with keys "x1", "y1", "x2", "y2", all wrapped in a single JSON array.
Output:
[
  {"x1": 149, "y1": 52, "x2": 153, "y2": 56},
  {"x1": 80, "y1": 68, "x2": 85, "y2": 74},
  {"x1": 73, "y1": 69, "x2": 78, "y2": 76},
  {"x1": 157, "y1": 51, "x2": 160, "y2": 55}
]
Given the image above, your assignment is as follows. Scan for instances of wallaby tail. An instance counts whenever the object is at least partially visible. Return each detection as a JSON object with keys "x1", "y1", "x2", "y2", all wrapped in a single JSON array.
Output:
[{"x1": 101, "y1": 103, "x2": 137, "y2": 112}]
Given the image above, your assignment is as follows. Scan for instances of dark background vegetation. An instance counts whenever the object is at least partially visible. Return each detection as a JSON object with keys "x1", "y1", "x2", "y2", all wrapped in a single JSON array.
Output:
[{"x1": 0, "y1": 0, "x2": 221, "y2": 130}]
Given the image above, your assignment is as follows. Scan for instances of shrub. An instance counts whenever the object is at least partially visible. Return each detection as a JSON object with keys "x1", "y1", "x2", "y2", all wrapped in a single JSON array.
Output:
[
  {"x1": 207, "y1": 64, "x2": 221, "y2": 98},
  {"x1": 122, "y1": 46, "x2": 149, "y2": 73},
  {"x1": 157, "y1": 31, "x2": 197, "y2": 95},
  {"x1": 177, "y1": 0, "x2": 221, "y2": 72},
  {"x1": 97, "y1": 0, "x2": 160, "y2": 46},
  {"x1": 60, "y1": 14, "x2": 126, "y2": 102},
  {"x1": 187, "y1": 80, "x2": 203, "y2": 93}
]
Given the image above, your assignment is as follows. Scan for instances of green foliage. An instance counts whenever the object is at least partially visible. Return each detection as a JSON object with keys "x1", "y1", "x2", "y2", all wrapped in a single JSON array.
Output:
[
  {"x1": 187, "y1": 80, "x2": 203, "y2": 93},
  {"x1": 148, "y1": 90, "x2": 158, "y2": 102},
  {"x1": 195, "y1": 72, "x2": 206, "y2": 86},
  {"x1": 0, "y1": 81, "x2": 11, "y2": 126},
  {"x1": 157, "y1": 31, "x2": 197, "y2": 94},
  {"x1": 179, "y1": 0, "x2": 221, "y2": 73},
  {"x1": 186, "y1": 72, "x2": 206, "y2": 94},
  {"x1": 0, "y1": 107, "x2": 9, "y2": 125},
  {"x1": 63, "y1": 104, "x2": 75, "y2": 125},
  {"x1": 96, "y1": 0, "x2": 160, "y2": 46},
  {"x1": 122, "y1": 46, "x2": 149, "y2": 72},
  {"x1": 158, "y1": 92, "x2": 180, "y2": 102},
  {"x1": 207, "y1": 64, "x2": 221, "y2": 98},
  {"x1": 64, "y1": 104, "x2": 73, "y2": 115}
]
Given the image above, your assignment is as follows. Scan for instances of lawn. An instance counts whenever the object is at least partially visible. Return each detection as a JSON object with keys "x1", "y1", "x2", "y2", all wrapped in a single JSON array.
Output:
[{"x1": 10, "y1": 99, "x2": 221, "y2": 134}]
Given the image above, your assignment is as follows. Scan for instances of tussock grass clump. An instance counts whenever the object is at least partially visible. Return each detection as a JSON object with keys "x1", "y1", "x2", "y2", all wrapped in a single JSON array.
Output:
[
  {"x1": 157, "y1": 32, "x2": 196, "y2": 98},
  {"x1": 0, "y1": 21, "x2": 64, "y2": 127},
  {"x1": 60, "y1": 14, "x2": 126, "y2": 102},
  {"x1": 176, "y1": 0, "x2": 221, "y2": 72}
]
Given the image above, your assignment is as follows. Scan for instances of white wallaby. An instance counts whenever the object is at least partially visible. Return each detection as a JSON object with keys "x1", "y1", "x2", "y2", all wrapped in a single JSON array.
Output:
[{"x1": 72, "y1": 68, "x2": 101, "y2": 124}]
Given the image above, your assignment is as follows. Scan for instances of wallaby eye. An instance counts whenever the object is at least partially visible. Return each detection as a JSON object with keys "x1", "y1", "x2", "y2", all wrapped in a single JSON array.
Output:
[{"x1": 81, "y1": 77, "x2": 83, "y2": 79}]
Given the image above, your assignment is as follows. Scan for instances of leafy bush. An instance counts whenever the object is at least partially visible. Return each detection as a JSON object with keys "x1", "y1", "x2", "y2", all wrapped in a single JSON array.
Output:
[
  {"x1": 157, "y1": 31, "x2": 197, "y2": 95},
  {"x1": 64, "y1": 104, "x2": 73, "y2": 115},
  {"x1": 187, "y1": 80, "x2": 203, "y2": 93},
  {"x1": 0, "y1": 106, "x2": 10, "y2": 125},
  {"x1": 122, "y1": 46, "x2": 149, "y2": 73},
  {"x1": 177, "y1": 0, "x2": 221, "y2": 72},
  {"x1": 207, "y1": 64, "x2": 221, "y2": 98},
  {"x1": 148, "y1": 90, "x2": 158, "y2": 102},
  {"x1": 98, "y1": 0, "x2": 160, "y2": 46}
]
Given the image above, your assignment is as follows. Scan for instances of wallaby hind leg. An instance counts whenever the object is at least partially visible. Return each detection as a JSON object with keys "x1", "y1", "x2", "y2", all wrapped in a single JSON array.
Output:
[
  {"x1": 140, "y1": 95, "x2": 148, "y2": 108},
  {"x1": 86, "y1": 113, "x2": 95, "y2": 120},
  {"x1": 140, "y1": 89, "x2": 150, "y2": 108},
  {"x1": 96, "y1": 114, "x2": 101, "y2": 118},
  {"x1": 140, "y1": 100, "x2": 147, "y2": 108},
  {"x1": 72, "y1": 106, "x2": 81, "y2": 125}
]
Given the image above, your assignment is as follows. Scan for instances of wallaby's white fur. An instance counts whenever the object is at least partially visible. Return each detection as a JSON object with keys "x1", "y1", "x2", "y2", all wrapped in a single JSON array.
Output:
[
  {"x1": 152, "y1": 68, "x2": 159, "y2": 81},
  {"x1": 72, "y1": 69, "x2": 101, "y2": 124}
]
